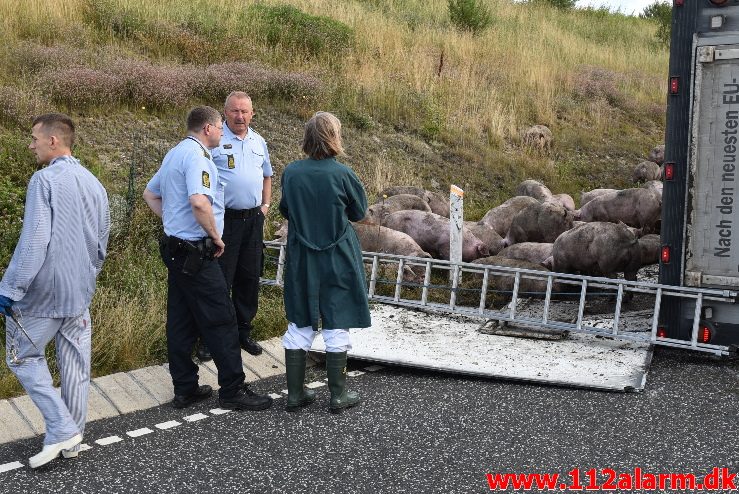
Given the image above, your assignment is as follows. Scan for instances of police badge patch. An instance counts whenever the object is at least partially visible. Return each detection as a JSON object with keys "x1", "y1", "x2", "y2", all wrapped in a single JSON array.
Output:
[
  {"x1": 227, "y1": 154, "x2": 235, "y2": 169},
  {"x1": 202, "y1": 171, "x2": 211, "y2": 188},
  {"x1": 223, "y1": 144, "x2": 233, "y2": 149}
]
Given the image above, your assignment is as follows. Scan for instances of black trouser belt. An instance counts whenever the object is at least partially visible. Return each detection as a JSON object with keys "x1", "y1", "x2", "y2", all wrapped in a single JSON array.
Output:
[{"x1": 225, "y1": 207, "x2": 260, "y2": 219}]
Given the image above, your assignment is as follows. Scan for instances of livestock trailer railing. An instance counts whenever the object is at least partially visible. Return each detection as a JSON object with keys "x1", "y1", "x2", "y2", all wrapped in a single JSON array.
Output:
[{"x1": 260, "y1": 240, "x2": 738, "y2": 356}]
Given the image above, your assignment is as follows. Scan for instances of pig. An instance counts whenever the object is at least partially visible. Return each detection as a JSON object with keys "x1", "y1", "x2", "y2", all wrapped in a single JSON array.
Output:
[
  {"x1": 632, "y1": 160, "x2": 662, "y2": 183},
  {"x1": 504, "y1": 201, "x2": 574, "y2": 246},
  {"x1": 580, "y1": 188, "x2": 618, "y2": 207},
  {"x1": 637, "y1": 234, "x2": 661, "y2": 266},
  {"x1": 274, "y1": 220, "x2": 288, "y2": 241},
  {"x1": 498, "y1": 242, "x2": 554, "y2": 266},
  {"x1": 478, "y1": 196, "x2": 539, "y2": 237},
  {"x1": 648, "y1": 144, "x2": 665, "y2": 165},
  {"x1": 352, "y1": 222, "x2": 432, "y2": 283},
  {"x1": 363, "y1": 194, "x2": 431, "y2": 225},
  {"x1": 383, "y1": 210, "x2": 489, "y2": 261},
  {"x1": 472, "y1": 256, "x2": 562, "y2": 298},
  {"x1": 464, "y1": 222, "x2": 506, "y2": 256},
  {"x1": 577, "y1": 187, "x2": 661, "y2": 230},
  {"x1": 352, "y1": 222, "x2": 431, "y2": 258},
  {"x1": 550, "y1": 222, "x2": 641, "y2": 280},
  {"x1": 378, "y1": 186, "x2": 449, "y2": 217},
  {"x1": 516, "y1": 179, "x2": 553, "y2": 202},
  {"x1": 547, "y1": 193, "x2": 576, "y2": 211}
]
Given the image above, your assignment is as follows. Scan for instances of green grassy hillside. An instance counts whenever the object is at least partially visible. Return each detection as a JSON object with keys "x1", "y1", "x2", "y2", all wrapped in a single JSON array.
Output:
[{"x1": 0, "y1": 0, "x2": 668, "y2": 398}]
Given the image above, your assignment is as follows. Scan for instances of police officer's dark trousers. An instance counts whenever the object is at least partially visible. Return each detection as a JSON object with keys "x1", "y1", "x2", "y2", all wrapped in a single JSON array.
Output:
[
  {"x1": 161, "y1": 239, "x2": 245, "y2": 398},
  {"x1": 219, "y1": 207, "x2": 264, "y2": 333}
]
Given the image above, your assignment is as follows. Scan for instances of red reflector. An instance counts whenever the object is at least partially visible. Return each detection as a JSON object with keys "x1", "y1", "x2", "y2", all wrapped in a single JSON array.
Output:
[
  {"x1": 710, "y1": 0, "x2": 728, "y2": 5},
  {"x1": 664, "y1": 162, "x2": 675, "y2": 181},
  {"x1": 699, "y1": 326, "x2": 711, "y2": 343},
  {"x1": 657, "y1": 327, "x2": 667, "y2": 338},
  {"x1": 674, "y1": 0, "x2": 683, "y2": 5},
  {"x1": 661, "y1": 246, "x2": 671, "y2": 263},
  {"x1": 670, "y1": 77, "x2": 680, "y2": 95}
]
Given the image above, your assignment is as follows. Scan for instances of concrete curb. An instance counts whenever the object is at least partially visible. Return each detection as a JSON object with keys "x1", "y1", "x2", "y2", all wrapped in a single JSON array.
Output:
[{"x1": 0, "y1": 337, "x2": 316, "y2": 446}]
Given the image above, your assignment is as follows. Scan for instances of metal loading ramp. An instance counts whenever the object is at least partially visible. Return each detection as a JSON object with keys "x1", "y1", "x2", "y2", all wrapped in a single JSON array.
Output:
[
  {"x1": 261, "y1": 241, "x2": 737, "y2": 391},
  {"x1": 309, "y1": 304, "x2": 653, "y2": 392}
]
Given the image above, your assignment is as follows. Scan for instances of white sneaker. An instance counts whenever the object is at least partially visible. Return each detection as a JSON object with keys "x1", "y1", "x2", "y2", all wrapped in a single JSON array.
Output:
[{"x1": 29, "y1": 434, "x2": 82, "y2": 469}]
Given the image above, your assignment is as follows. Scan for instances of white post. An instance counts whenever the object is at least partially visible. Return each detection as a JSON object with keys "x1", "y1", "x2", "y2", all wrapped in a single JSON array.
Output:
[{"x1": 449, "y1": 185, "x2": 464, "y2": 268}]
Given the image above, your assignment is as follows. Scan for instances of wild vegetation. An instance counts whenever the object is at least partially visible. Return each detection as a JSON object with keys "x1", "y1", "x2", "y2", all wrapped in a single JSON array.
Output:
[{"x1": 0, "y1": 0, "x2": 668, "y2": 398}]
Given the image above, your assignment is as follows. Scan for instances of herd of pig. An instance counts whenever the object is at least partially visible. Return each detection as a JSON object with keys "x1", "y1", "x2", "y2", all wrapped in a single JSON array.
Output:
[{"x1": 275, "y1": 145, "x2": 666, "y2": 285}]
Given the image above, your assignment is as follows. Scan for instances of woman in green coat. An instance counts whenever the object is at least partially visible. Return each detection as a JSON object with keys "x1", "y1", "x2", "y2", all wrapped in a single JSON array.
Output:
[{"x1": 279, "y1": 111, "x2": 371, "y2": 414}]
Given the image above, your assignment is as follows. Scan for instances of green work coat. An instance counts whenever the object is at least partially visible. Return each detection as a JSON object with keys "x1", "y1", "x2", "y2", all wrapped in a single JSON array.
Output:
[{"x1": 279, "y1": 158, "x2": 371, "y2": 330}]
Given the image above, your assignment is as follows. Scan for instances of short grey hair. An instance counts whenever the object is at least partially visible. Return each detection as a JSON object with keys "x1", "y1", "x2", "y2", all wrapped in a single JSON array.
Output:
[{"x1": 224, "y1": 91, "x2": 252, "y2": 109}]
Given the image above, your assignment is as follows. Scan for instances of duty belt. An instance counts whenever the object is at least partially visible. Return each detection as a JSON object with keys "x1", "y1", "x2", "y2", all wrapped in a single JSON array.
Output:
[
  {"x1": 225, "y1": 207, "x2": 261, "y2": 219},
  {"x1": 164, "y1": 235, "x2": 216, "y2": 259}
]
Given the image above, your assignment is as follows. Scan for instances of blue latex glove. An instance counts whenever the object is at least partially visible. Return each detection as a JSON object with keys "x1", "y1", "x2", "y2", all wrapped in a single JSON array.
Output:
[{"x1": 0, "y1": 294, "x2": 13, "y2": 317}]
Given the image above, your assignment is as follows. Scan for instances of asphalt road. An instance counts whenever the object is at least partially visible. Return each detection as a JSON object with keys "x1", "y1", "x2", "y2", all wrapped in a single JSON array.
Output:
[{"x1": 0, "y1": 348, "x2": 737, "y2": 494}]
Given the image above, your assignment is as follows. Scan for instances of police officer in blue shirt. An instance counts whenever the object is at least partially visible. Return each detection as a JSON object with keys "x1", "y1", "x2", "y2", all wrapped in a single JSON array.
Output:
[
  {"x1": 143, "y1": 106, "x2": 272, "y2": 411},
  {"x1": 199, "y1": 92, "x2": 272, "y2": 359}
]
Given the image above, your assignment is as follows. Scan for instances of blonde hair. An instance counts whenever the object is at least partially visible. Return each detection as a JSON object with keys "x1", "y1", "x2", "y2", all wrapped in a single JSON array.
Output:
[{"x1": 302, "y1": 112, "x2": 344, "y2": 160}]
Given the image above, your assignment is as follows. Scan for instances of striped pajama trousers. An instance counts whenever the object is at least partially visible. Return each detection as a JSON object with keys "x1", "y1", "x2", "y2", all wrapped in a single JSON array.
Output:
[{"x1": 5, "y1": 309, "x2": 91, "y2": 445}]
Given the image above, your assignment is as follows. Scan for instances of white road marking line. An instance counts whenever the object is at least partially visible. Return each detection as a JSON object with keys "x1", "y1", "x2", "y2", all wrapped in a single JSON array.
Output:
[
  {"x1": 183, "y1": 413, "x2": 208, "y2": 422},
  {"x1": 95, "y1": 436, "x2": 123, "y2": 446},
  {"x1": 281, "y1": 389, "x2": 289, "y2": 395},
  {"x1": 347, "y1": 370, "x2": 365, "y2": 377},
  {"x1": 0, "y1": 461, "x2": 24, "y2": 473},
  {"x1": 306, "y1": 381, "x2": 326, "y2": 389},
  {"x1": 126, "y1": 428, "x2": 154, "y2": 438},
  {"x1": 364, "y1": 365, "x2": 384, "y2": 372},
  {"x1": 210, "y1": 408, "x2": 231, "y2": 415},
  {"x1": 155, "y1": 420, "x2": 181, "y2": 430},
  {"x1": 269, "y1": 393, "x2": 283, "y2": 399},
  {"x1": 78, "y1": 443, "x2": 92, "y2": 452}
]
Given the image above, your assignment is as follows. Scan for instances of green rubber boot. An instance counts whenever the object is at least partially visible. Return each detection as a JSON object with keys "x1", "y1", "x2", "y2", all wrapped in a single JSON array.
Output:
[
  {"x1": 285, "y1": 349, "x2": 316, "y2": 412},
  {"x1": 326, "y1": 351, "x2": 360, "y2": 414}
]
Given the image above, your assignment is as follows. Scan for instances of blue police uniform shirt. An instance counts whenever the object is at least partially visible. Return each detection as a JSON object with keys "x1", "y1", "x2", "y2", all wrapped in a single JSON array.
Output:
[
  {"x1": 147, "y1": 137, "x2": 225, "y2": 241},
  {"x1": 211, "y1": 123, "x2": 272, "y2": 210}
]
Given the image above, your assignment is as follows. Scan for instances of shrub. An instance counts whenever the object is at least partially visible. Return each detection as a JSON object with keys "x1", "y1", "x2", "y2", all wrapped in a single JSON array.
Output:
[
  {"x1": 40, "y1": 68, "x2": 125, "y2": 108},
  {"x1": 6, "y1": 42, "x2": 86, "y2": 75},
  {"x1": 448, "y1": 0, "x2": 493, "y2": 35},
  {"x1": 529, "y1": 0, "x2": 576, "y2": 10},
  {"x1": 108, "y1": 59, "x2": 197, "y2": 109},
  {"x1": 202, "y1": 62, "x2": 323, "y2": 102},
  {"x1": 572, "y1": 65, "x2": 626, "y2": 108},
  {"x1": 249, "y1": 4, "x2": 354, "y2": 58},
  {"x1": 640, "y1": 1, "x2": 672, "y2": 46},
  {"x1": 0, "y1": 86, "x2": 53, "y2": 128}
]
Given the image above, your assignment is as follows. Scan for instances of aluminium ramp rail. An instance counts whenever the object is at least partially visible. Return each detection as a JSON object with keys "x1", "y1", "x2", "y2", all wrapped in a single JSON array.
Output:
[{"x1": 261, "y1": 241, "x2": 738, "y2": 357}]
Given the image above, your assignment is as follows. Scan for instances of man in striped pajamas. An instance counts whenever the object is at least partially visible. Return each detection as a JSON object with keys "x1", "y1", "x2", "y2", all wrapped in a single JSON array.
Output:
[{"x1": 0, "y1": 113, "x2": 110, "y2": 469}]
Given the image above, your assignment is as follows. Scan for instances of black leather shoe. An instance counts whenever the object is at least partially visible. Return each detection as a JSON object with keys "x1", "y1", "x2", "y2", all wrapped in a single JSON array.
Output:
[
  {"x1": 172, "y1": 385, "x2": 213, "y2": 409},
  {"x1": 196, "y1": 343, "x2": 212, "y2": 362},
  {"x1": 219, "y1": 386, "x2": 273, "y2": 411},
  {"x1": 239, "y1": 327, "x2": 263, "y2": 356}
]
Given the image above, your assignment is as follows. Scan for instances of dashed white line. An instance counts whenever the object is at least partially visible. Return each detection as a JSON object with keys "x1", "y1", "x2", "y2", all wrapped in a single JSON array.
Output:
[
  {"x1": 209, "y1": 408, "x2": 231, "y2": 415},
  {"x1": 0, "y1": 461, "x2": 23, "y2": 473},
  {"x1": 347, "y1": 370, "x2": 365, "y2": 377},
  {"x1": 306, "y1": 381, "x2": 326, "y2": 389},
  {"x1": 183, "y1": 413, "x2": 208, "y2": 422},
  {"x1": 79, "y1": 444, "x2": 92, "y2": 452},
  {"x1": 268, "y1": 393, "x2": 283, "y2": 399},
  {"x1": 155, "y1": 420, "x2": 181, "y2": 430},
  {"x1": 280, "y1": 389, "x2": 289, "y2": 395},
  {"x1": 95, "y1": 435, "x2": 123, "y2": 446},
  {"x1": 126, "y1": 428, "x2": 154, "y2": 438}
]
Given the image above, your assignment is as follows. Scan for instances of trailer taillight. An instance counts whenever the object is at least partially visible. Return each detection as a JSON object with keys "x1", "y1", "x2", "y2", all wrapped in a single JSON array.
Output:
[
  {"x1": 670, "y1": 77, "x2": 680, "y2": 95},
  {"x1": 699, "y1": 326, "x2": 712, "y2": 343},
  {"x1": 657, "y1": 327, "x2": 667, "y2": 338},
  {"x1": 674, "y1": 0, "x2": 683, "y2": 5},
  {"x1": 664, "y1": 162, "x2": 675, "y2": 181},
  {"x1": 661, "y1": 246, "x2": 671, "y2": 264}
]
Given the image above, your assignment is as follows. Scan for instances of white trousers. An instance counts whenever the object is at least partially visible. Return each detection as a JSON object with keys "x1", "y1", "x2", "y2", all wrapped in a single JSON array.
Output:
[
  {"x1": 5, "y1": 310, "x2": 91, "y2": 445},
  {"x1": 282, "y1": 323, "x2": 352, "y2": 352}
]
